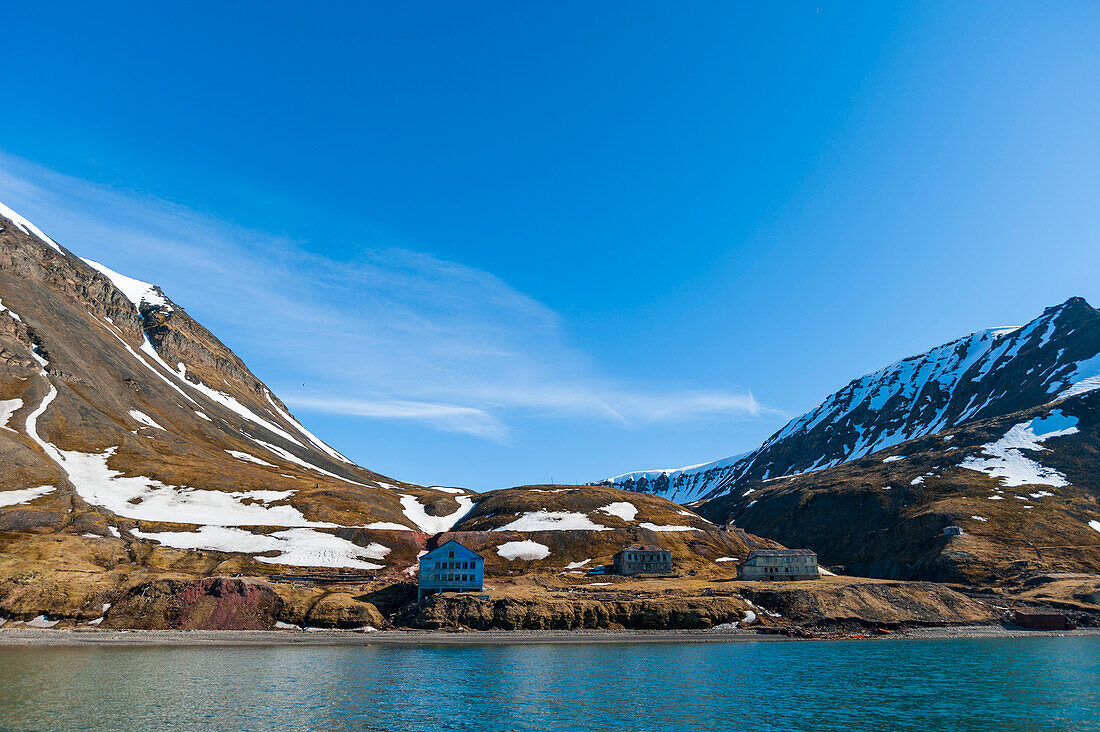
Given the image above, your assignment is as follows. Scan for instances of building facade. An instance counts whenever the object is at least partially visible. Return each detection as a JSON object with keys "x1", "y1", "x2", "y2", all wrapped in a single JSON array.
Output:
[
  {"x1": 737, "y1": 549, "x2": 818, "y2": 581},
  {"x1": 612, "y1": 544, "x2": 673, "y2": 575},
  {"x1": 418, "y1": 540, "x2": 484, "y2": 602}
]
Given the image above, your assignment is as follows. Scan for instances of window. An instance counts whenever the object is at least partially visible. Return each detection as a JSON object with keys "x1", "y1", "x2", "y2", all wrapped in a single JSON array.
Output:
[{"x1": 449, "y1": 551, "x2": 455, "y2": 558}]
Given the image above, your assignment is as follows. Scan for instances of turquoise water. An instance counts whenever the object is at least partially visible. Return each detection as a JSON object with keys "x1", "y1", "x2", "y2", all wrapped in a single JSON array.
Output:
[{"x1": 1, "y1": 637, "x2": 1098, "y2": 731}]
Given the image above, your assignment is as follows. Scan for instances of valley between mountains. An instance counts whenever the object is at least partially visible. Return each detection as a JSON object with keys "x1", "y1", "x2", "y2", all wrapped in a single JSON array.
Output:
[{"x1": 1, "y1": 202, "x2": 1098, "y2": 634}]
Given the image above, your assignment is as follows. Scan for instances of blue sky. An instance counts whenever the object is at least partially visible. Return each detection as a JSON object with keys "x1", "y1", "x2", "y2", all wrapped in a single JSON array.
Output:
[{"x1": 2, "y1": 2, "x2": 1099, "y2": 490}]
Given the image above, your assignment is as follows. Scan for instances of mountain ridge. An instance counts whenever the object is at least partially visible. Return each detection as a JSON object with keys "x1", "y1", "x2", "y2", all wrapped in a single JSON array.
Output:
[{"x1": 602, "y1": 297, "x2": 1100, "y2": 504}]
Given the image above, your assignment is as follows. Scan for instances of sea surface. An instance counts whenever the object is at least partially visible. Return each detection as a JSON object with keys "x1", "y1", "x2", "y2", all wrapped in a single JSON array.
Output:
[{"x1": 1, "y1": 636, "x2": 1098, "y2": 731}]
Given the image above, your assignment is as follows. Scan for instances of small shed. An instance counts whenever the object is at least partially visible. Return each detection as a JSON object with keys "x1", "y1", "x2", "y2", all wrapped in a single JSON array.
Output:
[
  {"x1": 612, "y1": 544, "x2": 672, "y2": 575},
  {"x1": 943, "y1": 526, "x2": 964, "y2": 536},
  {"x1": 418, "y1": 540, "x2": 484, "y2": 602},
  {"x1": 1013, "y1": 612, "x2": 1076, "y2": 630},
  {"x1": 737, "y1": 549, "x2": 818, "y2": 581}
]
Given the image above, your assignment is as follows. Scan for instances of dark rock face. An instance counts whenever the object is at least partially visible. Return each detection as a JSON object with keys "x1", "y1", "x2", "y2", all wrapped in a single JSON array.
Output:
[
  {"x1": 414, "y1": 594, "x2": 752, "y2": 631},
  {"x1": 104, "y1": 577, "x2": 283, "y2": 630}
]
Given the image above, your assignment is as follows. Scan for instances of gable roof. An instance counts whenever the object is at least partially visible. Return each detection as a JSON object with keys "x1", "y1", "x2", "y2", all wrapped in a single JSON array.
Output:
[
  {"x1": 746, "y1": 549, "x2": 816, "y2": 559},
  {"x1": 616, "y1": 544, "x2": 668, "y2": 553},
  {"x1": 421, "y1": 539, "x2": 483, "y2": 561}
]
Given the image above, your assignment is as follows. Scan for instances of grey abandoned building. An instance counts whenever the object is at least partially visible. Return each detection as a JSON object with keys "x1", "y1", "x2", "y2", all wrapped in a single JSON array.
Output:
[
  {"x1": 737, "y1": 549, "x2": 819, "y2": 581},
  {"x1": 612, "y1": 544, "x2": 673, "y2": 575}
]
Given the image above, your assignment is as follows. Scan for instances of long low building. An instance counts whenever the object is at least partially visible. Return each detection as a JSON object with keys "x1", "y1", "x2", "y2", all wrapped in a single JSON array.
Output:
[{"x1": 737, "y1": 549, "x2": 818, "y2": 581}]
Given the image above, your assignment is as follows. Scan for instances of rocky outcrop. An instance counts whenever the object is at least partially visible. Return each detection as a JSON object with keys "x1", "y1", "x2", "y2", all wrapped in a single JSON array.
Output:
[
  {"x1": 103, "y1": 577, "x2": 283, "y2": 630},
  {"x1": 414, "y1": 594, "x2": 752, "y2": 630},
  {"x1": 739, "y1": 581, "x2": 995, "y2": 628},
  {"x1": 413, "y1": 580, "x2": 996, "y2": 631},
  {"x1": 303, "y1": 593, "x2": 385, "y2": 629}
]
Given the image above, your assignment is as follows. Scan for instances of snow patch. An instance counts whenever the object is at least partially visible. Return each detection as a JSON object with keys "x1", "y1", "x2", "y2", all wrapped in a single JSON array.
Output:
[
  {"x1": 882, "y1": 456, "x2": 906, "y2": 463},
  {"x1": 83, "y1": 258, "x2": 168, "y2": 311},
  {"x1": 497, "y1": 540, "x2": 550, "y2": 560},
  {"x1": 960, "y1": 410, "x2": 1079, "y2": 487},
  {"x1": 399, "y1": 494, "x2": 474, "y2": 534},
  {"x1": 0, "y1": 485, "x2": 55, "y2": 508},
  {"x1": 25, "y1": 615, "x2": 59, "y2": 628},
  {"x1": 494, "y1": 510, "x2": 609, "y2": 532},
  {"x1": 133, "y1": 526, "x2": 389, "y2": 569},
  {"x1": 598, "y1": 502, "x2": 638, "y2": 521},
  {"x1": 565, "y1": 559, "x2": 591, "y2": 569},
  {"x1": 971, "y1": 516, "x2": 989, "y2": 522},
  {"x1": 128, "y1": 410, "x2": 165, "y2": 430},
  {"x1": 1056, "y1": 354, "x2": 1100, "y2": 400},
  {"x1": 637, "y1": 522, "x2": 700, "y2": 532},
  {"x1": 0, "y1": 398, "x2": 23, "y2": 430}
]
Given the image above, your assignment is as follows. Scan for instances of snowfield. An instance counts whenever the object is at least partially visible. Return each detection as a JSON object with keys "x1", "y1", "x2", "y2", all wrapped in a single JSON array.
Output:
[
  {"x1": 133, "y1": 526, "x2": 390, "y2": 569},
  {"x1": 960, "y1": 410, "x2": 1079, "y2": 488},
  {"x1": 0, "y1": 485, "x2": 56, "y2": 508},
  {"x1": 493, "y1": 510, "x2": 609, "y2": 532},
  {"x1": 497, "y1": 540, "x2": 551, "y2": 560},
  {"x1": 598, "y1": 501, "x2": 638, "y2": 521}
]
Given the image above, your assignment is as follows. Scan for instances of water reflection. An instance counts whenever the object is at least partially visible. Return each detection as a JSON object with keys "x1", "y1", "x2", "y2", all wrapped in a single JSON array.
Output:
[{"x1": 0, "y1": 637, "x2": 1097, "y2": 731}]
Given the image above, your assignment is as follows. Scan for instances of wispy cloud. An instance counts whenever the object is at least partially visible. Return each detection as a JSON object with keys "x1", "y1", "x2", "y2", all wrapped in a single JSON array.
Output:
[{"x1": 0, "y1": 151, "x2": 779, "y2": 443}]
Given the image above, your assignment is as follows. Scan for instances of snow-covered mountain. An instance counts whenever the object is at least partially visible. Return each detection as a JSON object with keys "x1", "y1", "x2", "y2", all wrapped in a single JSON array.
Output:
[{"x1": 602, "y1": 298, "x2": 1100, "y2": 503}]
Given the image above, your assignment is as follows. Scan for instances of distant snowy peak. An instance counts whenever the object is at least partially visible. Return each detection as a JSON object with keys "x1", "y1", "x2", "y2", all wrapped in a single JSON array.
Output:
[
  {"x1": 603, "y1": 452, "x2": 752, "y2": 504},
  {"x1": 603, "y1": 297, "x2": 1100, "y2": 503}
]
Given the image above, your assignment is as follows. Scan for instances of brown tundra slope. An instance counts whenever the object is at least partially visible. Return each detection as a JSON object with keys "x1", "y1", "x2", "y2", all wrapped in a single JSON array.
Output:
[{"x1": 699, "y1": 392, "x2": 1100, "y2": 586}]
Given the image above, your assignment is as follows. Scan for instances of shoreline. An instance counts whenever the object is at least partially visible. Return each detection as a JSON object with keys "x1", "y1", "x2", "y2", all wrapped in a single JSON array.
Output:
[{"x1": 1, "y1": 625, "x2": 1098, "y2": 647}]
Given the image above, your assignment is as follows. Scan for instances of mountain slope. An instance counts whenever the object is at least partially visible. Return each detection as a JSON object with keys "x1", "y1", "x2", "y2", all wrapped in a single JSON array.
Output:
[
  {"x1": 601, "y1": 298, "x2": 1100, "y2": 584},
  {"x1": 698, "y1": 390, "x2": 1100, "y2": 584},
  {"x1": 0, "y1": 202, "x2": 480, "y2": 572},
  {"x1": 603, "y1": 298, "x2": 1100, "y2": 503}
]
